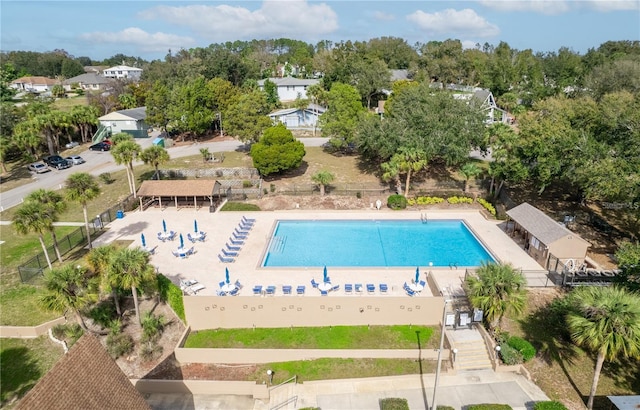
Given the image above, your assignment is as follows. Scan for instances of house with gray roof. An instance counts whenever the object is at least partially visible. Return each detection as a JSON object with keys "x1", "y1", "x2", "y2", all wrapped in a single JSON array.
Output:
[
  {"x1": 62, "y1": 73, "x2": 114, "y2": 92},
  {"x1": 98, "y1": 106, "x2": 149, "y2": 138},
  {"x1": 506, "y1": 202, "x2": 591, "y2": 270},
  {"x1": 268, "y1": 103, "x2": 326, "y2": 129},
  {"x1": 257, "y1": 77, "x2": 319, "y2": 102}
]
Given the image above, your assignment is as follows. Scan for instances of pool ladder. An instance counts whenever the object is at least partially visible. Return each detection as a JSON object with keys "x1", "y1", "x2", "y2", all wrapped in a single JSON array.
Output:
[
  {"x1": 269, "y1": 236, "x2": 287, "y2": 254},
  {"x1": 420, "y1": 213, "x2": 428, "y2": 224}
]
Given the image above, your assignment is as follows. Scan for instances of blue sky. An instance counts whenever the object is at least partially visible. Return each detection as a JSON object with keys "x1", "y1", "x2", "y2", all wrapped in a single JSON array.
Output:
[{"x1": 1, "y1": 1, "x2": 639, "y2": 61}]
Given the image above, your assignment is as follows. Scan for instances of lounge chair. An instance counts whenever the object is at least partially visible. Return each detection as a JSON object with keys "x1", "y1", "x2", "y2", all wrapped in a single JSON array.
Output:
[
  {"x1": 229, "y1": 238, "x2": 245, "y2": 245},
  {"x1": 234, "y1": 280, "x2": 243, "y2": 289},
  {"x1": 221, "y1": 248, "x2": 239, "y2": 257},
  {"x1": 218, "y1": 254, "x2": 235, "y2": 263},
  {"x1": 379, "y1": 284, "x2": 388, "y2": 293},
  {"x1": 252, "y1": 285, "x2": 263, "y2": 295},
  {"x1": 226, "y1": 243, "x2": 241, "y2": 251},
  {"x1": 186, "y1": 247, "x2": 195, "y2": 256},
  {"x1": 331, "y1": 284, "x2": 340, "y2": 292},
  {"x1": 345, "y1": 284, "x2": 353, "y2": 293},
  {"x1": 282, "y1": 285, "x2": 292, "y2": 295},
  {"x1": 311, "y1": 278, "x2": 319, "y2": 288},
  {"x1": 265, "y1": 285, "x2": 276, "y2": 295},
  {"x1": 366, "y1": 284, "x2": 376, "y2": 293},
  {"x1": 238, "y1": 222, "x2": 253, "y2": 230},
  {"x1": 171, "y1": 250, "x2": 182, "y2": 258},
  {"x1": 168, "y1": 231, "x2": 177, "y2": 240},
  {"x1": 355, "y1": 284, "x2": 363, "y2": 293},
  {"x1": 296, "y1": 285, "x2": 305, "y2": 295},
  {"x1": 242, "y1": 216, "x2": 256, "y2": 224},
  {"x1": 232, "y1": 232, "x2": 248, "y2": 240},
  {"x1": 191, "y1": 284, "x2": 205, "y2": 293},
  {"x1": 229, "y1": 288, "x2": 240, "y2": 296},
  {"x1": 234, "y1": 228, "x2": 250, "y2": 235},
  {"x1": 216, "y1": 290, "x2": 227, "y2": 296},
  {"x1": 187, "y1": 233, "x2": 198, "y2": 243},
  {"x1": 320, "y1": 290, "x2": 329, "y2": 296}
]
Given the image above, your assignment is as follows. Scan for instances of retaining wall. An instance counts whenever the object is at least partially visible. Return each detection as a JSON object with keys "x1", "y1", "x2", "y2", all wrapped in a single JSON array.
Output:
[{"x1": 0, "y1": 317, "x2": 66, "y2": 338}]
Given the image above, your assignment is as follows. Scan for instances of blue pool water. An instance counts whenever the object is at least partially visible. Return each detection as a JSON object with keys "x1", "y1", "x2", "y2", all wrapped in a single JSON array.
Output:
[{"x1": 262, "y1": 219, "x2": 495, "y2": 267}]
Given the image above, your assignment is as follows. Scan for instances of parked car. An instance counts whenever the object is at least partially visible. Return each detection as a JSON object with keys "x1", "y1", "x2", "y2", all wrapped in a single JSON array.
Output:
[
  {"x1": 65, "y1": 141, "x2": 80, "y2": 149},
  {"x1": 27, "y1": 162, "x2": 51, "y2": 174},
  {"x1": 43, "y1": 155, "x2": 72, "y2": 170},
  {"x1": 65, "y1": 155, "x2": 85, "y2": 165},
  {"x1": 89, "y1": 141, "x2": 111, "y2": 151}
]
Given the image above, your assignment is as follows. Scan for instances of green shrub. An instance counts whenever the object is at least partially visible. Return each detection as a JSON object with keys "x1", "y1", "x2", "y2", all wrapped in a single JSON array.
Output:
[
  {"x1": 409, "y1": 196, "x2": 445, "y2": 206},
  {"x1": 533, "y1": 401, "x2": 569, "y2": 410},
  {"x1": 498, "y1": 343, "x2": 523, "y2": 365},
  {"x1": 157, "y1": 274, "x2": 185, "y2": 321},
  {"x1": 387, "y1": 194, "x2": 407, "y2": 210},
  {"x1": 447, "y1": 196, "x2": 474, "y2": 204},
  {"x1": 242, "y1": 180, "x2": 252, "y2": 188},
  {"x1": 219, "y1": 202, "x2": 261, "y2": 212},
  {"x1": 88, "y1": 299, "x2": 118, "y2": 329},
  {"x1": 380, "y1": 397, "x2": 410, "y2": 410},
  {"x1": 141, "y1": 311, "x2": 166, "y2": 343},
  {"x1": 467, "y1": 405, "x2": 513, "y2": 410},
  {"x1": 270, "y1": 183, "x2": 276, "y2": 193},
  {"x1": 263, "y1": 188, "x2": 268, "y2": 195},
  {"x1": 99, "y1": 172, "x2": 114, "y2": 184},
  {"x1": 139, "y1": 341, "x2": 163, "y2": 362},
  {"x1": 51, "y1": 323, "x2": 83, "y2": 347},
  {"x1": 477, "y1": 198, "x2": 497, "y2": 216},
  {"x1": 507, "y1": 336, "x2": 536, "y2": 362},
  {"x1": 437, "y1": 406, "x2": 456, "y2": 410},
  {"x1": 356, "y1": 191, "x2": 361, "y2": 199},
  {"x1": 106, "y1": 332, "x2": 134, "y2": 358}
]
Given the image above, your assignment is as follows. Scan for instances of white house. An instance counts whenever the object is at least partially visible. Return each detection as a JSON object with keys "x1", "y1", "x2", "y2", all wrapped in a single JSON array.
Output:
[
  {"x1": 103, "y1": 65, "x2": 143, "y2": 80},
  {"x1": 454, "y1": 88, "x2": 509, "y2": 124},
  {"x1": 10, "y1": 76, "x2": 59, "y2": 93},
  {"x1": 257, "y1": 77, "x2": 319, "y2": 102},
  {"x1": 98, "y1": 107, "x2": 148, "y2": 138},
  {"x1": 268, "y1": 104, "x2": 326, "y2": 129},
  {"x1": 62, "y1": 73, "x2": 114, "y2": 91}
]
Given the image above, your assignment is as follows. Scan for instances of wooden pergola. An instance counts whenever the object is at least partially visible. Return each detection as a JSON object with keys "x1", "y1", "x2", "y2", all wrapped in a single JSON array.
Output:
[{"x1": 137, "y1": 180, "x2": 223, "y2": 210}]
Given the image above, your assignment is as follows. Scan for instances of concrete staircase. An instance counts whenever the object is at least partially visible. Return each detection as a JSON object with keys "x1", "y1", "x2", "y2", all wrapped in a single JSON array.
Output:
[{"x1": 454, "y1": 339, "x2": 493, "y2": 370}]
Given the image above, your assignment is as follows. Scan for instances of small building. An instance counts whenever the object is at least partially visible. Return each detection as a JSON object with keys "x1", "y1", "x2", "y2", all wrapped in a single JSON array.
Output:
[
  {"x1": 10, "y1": 76, "x2": 59, "y2": 93},
  {"x1": 137, "y1": 180, "x2": 223, "y2": 211},
  {"x1": 506, "y1": 202, "x2": 591, "y2": 270},
  {"x1": 16, "y1": 334, "x2": 151, "y2": 410},
  {"x1": 257, "y1": 77, "x2": 319, "y2": 102},
  {"x1": 98, "y1": 107, "x2": 148, "y2": 138},
  {"x1": 62, "y1": 73, "x2": 114, "y2": 91},
  {"x1": 268, "y1": 103, "x2": 326, "y2": 129},
  {"x1": 103, "y1": 65, "x2": 143, "y2": 80}
]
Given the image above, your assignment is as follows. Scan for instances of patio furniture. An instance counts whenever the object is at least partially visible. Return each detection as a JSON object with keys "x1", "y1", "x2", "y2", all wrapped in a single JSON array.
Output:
[
  {"x1": 226, "y1": 243, "x2": 241, "y2": 251},
  {"x1": 218, "y1": 254, "x2": 235, "y2": 263},
  {"x1": 229, "y1": 238, "x2": 245, "y2": 245},
  {"x1": 282, "y1": 285, "x2": 292, "y2": 295},
  {"x1": 171, "y1": 250, "x2": 184, "y2": 259},
  {"x1": 221, "y1": 248, "x2": 239, "y2": 257},
  {"x1": 187, "y1": 233, "x2": 198, "y2": 243},
  {"x1": 191, "y1": 284, "x2": 205, "y2": 293},
  {"x1": 234, "y1": 228, "x2": 250, "y2": 235},
  {"x1": 229, "y1": 288, "x2": 240, "y2": 296},
  {"x1": 379, "y1": 284, "x2": 388, "y2": 293},
  {"x1": 296, "y1": 285, "x2": 305, "y2": 295},
  {"x1": 405, "y1": 288, "x2": 416, "y2": 297},
  {"x1": 216, "y1": 290, "x2": 227, "y2": 296},
  {"x1": 366, "y1": 284, "x2": 376, "y2": 293},
  {"x1": 242, "y1": 216, "x2": 256, "y2": 224},
  {"x1": 344, "y1": 284, "x2": 353, "y2": 293},
  {"x1": 419, "y1": 280, "x2": 426, "y2": 288},
  {"x1": 219, "y1": 281, "x2": 226, "y2": 288},
  {"x1": 157, "y1": 232, "x2": 167, "y2": 242},
  {"x1": 311, "y1": 278, "x2": 319, "y2": 288},
  {"x1": 234, "y1": 280, "x2": 243, "y2": 289},
  {"x1": 232, "y1": 232, "x2": 248, "y2": 240},
  {"x1": 265, "y1": 285, "x2": 276, "y2": 295},
  {"x1": 252, "y1": 285, "x2": 263, "y2": 295},
  {"x1": 355, "y1": 284, "x2": 363, "y2": 293},
  {"x1": 320, "y1": 290, "x2": 328, "y2": 296},
  {"x1": 186, "y1": 247, "x2": 195, "y2": 256},
  {"x1": 330, "y1": 284, "x2": 340, "y2": 292},
  {"x1": 238, "y1": 222, "x2": 253, "y2": 230}
]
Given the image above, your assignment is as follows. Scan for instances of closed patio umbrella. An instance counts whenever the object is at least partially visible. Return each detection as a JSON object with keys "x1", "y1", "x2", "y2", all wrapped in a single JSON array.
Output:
[
  {"x1": 225, "y1": 267, "x2": 230, "y2": 284},
  {"x1": 162, "y1": 219, "x2": 167, "y2": 233},
  {"x1": 415, "y1": 267, "x2": 420, "y2": 283},
  {"x1": 141, "y1": 233, "x2": 146, "y2": 248},
  {"x1": 323, "y1": 266, "x2": 328, "y2": 283},
  {"x1": 194, "y1": 219, "x2": 198, "y2": 233},
  {"x1": 179, "y1": 233, "x2": 184, "y2": 249}
]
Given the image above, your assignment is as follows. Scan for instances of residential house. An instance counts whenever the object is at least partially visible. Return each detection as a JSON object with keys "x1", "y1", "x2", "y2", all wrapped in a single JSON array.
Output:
[
  {"x1": 15, "y1": 334, "x2": 151, "y2": 410},
  {"x1": 10, "y1": 76, "x2": 59, "y2": 93},
  {"x1": 62, "y1": 73, "x2": 114, "y2": 91},
  {"x1": 98, "y1": 106, "x2": 148, "y2": 138},
  {"x1": 453, "y1": 88, "x2": 510, "y2": 124},
  {"x1": 83, "y1": 65, "x2": 108, "y2": 74},
  {"x1": 103, "y1": 65, "x2": 143, "y2": 80},
  {"x1": 268, "y1": 103, "x2": 326, "y2": 129},
  {"x1": 257, "y1": 77, "x2": 319, "y2": 102}
]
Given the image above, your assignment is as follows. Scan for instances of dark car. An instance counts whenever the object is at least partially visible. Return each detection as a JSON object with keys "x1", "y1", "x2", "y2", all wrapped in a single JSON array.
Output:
[
  {"x1": 89, "y1": 141, "x2": 111, "y2": 151},
  {"x1": 43, "y1": 155, "x2": 71, "y2": 170}
]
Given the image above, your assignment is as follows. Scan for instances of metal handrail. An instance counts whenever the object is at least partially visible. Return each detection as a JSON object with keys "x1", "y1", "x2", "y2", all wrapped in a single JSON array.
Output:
[
  {"x1": 269, "y1": 375, "x2": 297, "y2": 391},
  {"x1": 270, "y1": 395, "x2": 298, "y2": 410}
]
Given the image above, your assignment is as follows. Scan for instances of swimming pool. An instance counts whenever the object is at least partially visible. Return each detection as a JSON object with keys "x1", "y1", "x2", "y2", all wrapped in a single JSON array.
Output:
[{"x1": 262, "y1": 219, "x2": 495, "y2": 267}]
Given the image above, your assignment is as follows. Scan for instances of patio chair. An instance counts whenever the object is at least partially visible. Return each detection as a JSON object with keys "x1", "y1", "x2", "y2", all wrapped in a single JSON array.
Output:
[
  {"x1": 419, "y1": 280, "x2": 426, "y2": 288},
  {"x1": 221, "y1": 248, "x2": 239, "y2": 257},
  {"x1": 168, "y1": 231, "x2": 177, "y2": 240},
  {"x1": 219, "y1": 281, "x2": 226, "y2": 288},
  {"x1": 157, "y1": 232, "x2": 166, "y2": 242},
  {"x1": 366, "y1": 284, "x2": 376, "y2": 293},
  {"x1": 218, "y1": 254, "x2": 235, "y2": 263},
  {"x1": 282, "y1": 285, "x2": 292, "y2": 295},
  {"x1": 187, "y1": 233, "x2": 198, "y2": 243},
  {"x1": 226, "y1": 243, "x2": 241, "y2": 251},
  {"x1": 379, "y1": 284, "x2": 388, "y2": 293},
  {"x1": 323, "y1": 276, "x2": 331, "y2": 284},
  {"x1": 234, "y1": 280, "x2": 243, "y2": 289},
  {"x1": 265, "y1": 285, "x2": 276, "y2": 295},
  {"x1": 229, "y1": 237, "x2": 245, "y2": 245},
  {"x1": 296, "y1": 285, "x2": 305, "y2": 295},
  {"x1": 186, "y1": 247, "x2": 195, "y2": 256},
  {"x1": 216, "y1": 290, "x2": 227, "y2": 296},
  {"x1": 320, "y1": 290, "x2": 328, "y2": 296},
  {"x1": 229, "y1": 288, "x2": 240, "y2": 296},
  {"x1": 330, "y1": 284, "x2": 340, "y2": 292},
  {"x1": 171, "y1": 250, "x2": 182, "y2": 258},
  {"x1": 405, "y1": 288, "x2": 416, "y2": 297},
  {"x1": 311, "y1": 278, "x2": 319, "y2": 288},
  {"x1": 355, "y1": 284, "x2": 363, "y2": 293},
  {"x1": 344, "y1": 284, "x2": 353, "y2": 293},
  {"x1": 252, "y1": 285, "x2": 263, "y2": 295}
]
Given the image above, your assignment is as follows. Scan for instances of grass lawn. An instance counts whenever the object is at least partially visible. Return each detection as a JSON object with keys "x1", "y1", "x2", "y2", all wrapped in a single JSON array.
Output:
[
  {"x1": 0, "y1": 336, "x2": 64, "y2": 407},
  {"x1": 251, "y1": 358, "x2": 437, "y2": 385},
  {"x1": 0, "y1": 159, "x2": 38, "y2": 194},
  {"x1": 0, "y1": 285, "x2": 60, "y2": 326},
  {"x1": 51, "y1": 95, "x2": 88, "y2": 112},
  {"x1": 185, "y1": 325, "x2": 436, "y2": 349}
]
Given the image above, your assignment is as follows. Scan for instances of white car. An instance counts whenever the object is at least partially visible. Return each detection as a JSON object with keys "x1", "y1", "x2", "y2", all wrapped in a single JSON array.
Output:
[
  {"x1": 65, "y1": 155, "x2": 85, "y2": 165},
  {"x1": 27, "y1": 162, "x2": 51, "y2": 174},
  {"x1": 65, "y1": 141, "x2": 80, "y2": 149}
]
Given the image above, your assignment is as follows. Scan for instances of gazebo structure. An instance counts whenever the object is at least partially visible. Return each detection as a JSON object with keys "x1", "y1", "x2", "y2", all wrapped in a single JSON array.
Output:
[
  {"x1": 506, "y1": 202, "x2": 591, "y2": 271},
  {"x1": 137, "y1": 180, "x2": 223, "y2": 211}
]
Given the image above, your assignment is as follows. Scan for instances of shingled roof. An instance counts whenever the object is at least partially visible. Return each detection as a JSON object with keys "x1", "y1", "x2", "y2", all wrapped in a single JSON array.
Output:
[
  {"x1": 506, "y1": 202, "x2": 589, "y2": 246},
  {"x1": 137, "y1": 180, "x2": 220, "y2": 197},
  {"x1": 16, "y1": 334, "x2": 151, "y2": 410}
]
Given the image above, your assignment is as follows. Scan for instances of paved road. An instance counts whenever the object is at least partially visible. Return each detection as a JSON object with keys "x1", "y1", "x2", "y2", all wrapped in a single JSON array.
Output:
[{"x1": 0, "y1": 136, "x2": 329, "y2": 211}]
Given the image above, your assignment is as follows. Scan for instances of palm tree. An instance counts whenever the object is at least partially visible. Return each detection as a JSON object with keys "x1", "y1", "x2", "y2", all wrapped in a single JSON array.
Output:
[
  {"x1": 40, "y1": 264, "x2": 97, "y2": 331},
  {"x1": 311, "y1": 170, "x2": 335, "y2": 196},
  {"x1": 70, "y1": 105, "x2": 99, "y2": 143},
  {"x1": 460, "y1": 162, "x2": 482, "y2": 192},
  {"x1": 465, "y1": 262, "x2": 527, "y2": 331},
  {"x1": 13, "y1": 202, "x2": 55, "y2": 269},
  {"x1": 86, "y1": 244, "x2": 121, "y2": 316},
  {"x1": 382, "y1": 148, "x2": 428, "y2": 197},
  {"x1": 566, "y1": 286, "x2": 640, "y2": 410},
  {"x1": 108, "y1": 248, "x2": 156, "y2": 325},
  {"x1": 66, "y1": 173, "x2": 101, "y2": 249},
  {"x1": 26, "y1": 189, "x2": 67, "y2": 263},
  {"x1": 139, "y1": 145, "x2": 170, "y2": 180},
  {"x1": 110, "y1": 132, "x2": 133, "y2": 146},
  {"x1": 111, "y1": 139, "x2": 141, "y2": 197},
  {"x1": 381, "y1": 157, "x2": 402, "y2": 195},
  {"x1": 199, "y1": 147, "x2": 211, "y2": 163}
]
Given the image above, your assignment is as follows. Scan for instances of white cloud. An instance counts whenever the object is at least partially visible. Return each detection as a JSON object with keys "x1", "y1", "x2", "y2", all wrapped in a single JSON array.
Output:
[
  {"x1": 80, "y1": 28, "x2": 195, "y2": 52},
  {"x1": 461, "y1": 40, "x2": 481, "y2": 50},
  {"x1": 139, "y1": 0, "x2": 338, "y2": 41},
  {"x1": 373, "y1": 11, "x2": 395, "y2": 21},
  {"x1": 478, "y1": 0, "x2": 639, "y2": 14},
  {"x1": 584, "y1": 0, "x2": 640, "y2": 11},
  {"x1": 406, "y1": 8, "x2": 500, "y2": 37}
]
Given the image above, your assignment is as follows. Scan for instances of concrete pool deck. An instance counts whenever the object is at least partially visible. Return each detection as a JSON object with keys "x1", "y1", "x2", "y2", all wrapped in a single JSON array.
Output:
[{"x1": 94, "y1": 208, "x2": 546, "y2": 297}]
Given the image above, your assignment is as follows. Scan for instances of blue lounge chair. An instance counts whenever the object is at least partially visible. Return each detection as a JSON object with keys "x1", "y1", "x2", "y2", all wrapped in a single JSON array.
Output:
[
  {"x1": 216, "y1": 290, "x2": 227, "y2": 296},
  {"x1": 405, "y1": 288, "x2": 416, "y2": 297},
  {"x1": 234, "y1": 228, "x2": 250, "y2": 235},
  {"x1": 265, "y1": 285, "x2": 276, "y2": 295},
  {"x1": 221, "y1": 248, "x2": 238, "y2": 257},
  {"x1": 234, "y1": 280, "x2": 243, "y2": 289},
  {"x1": 355, "y1": 284, "x2": 363, "y2": 293},
  {"x1": 219, "y1": 281, "x2": 225, "y2": 288},
  {"x1": 320, "y1": 290, "x2": 328, "y2": 296},
  {"x1": 296, "y1": 285, "x2": 305, "y2": 295},
  {"x1": 311, "y1": 278, "x2": 319, "y2": 288},
  {"x1": 419, "y1": 280, "x2": 426, "y2": 288},
  {"x1": 252, "y1": 285, "x2": 263, "y2": 295},
  {"x1": 238, "y1": 222, "x2": 253, "y2": 230},
  {"x1": 367, "y1": 284, "x2": 376, "y2": 293},
  {"x1": 229, "y1": 237, "x2": 245, "y2": 245},
  {"x1": 232, "y1": 232, "x2": 248, "y2": 240},
  {"x1": 187, "y1": 233, "x2": 198, "y2": 243},
  {"x1": 218, "y1": 254, "x2": 235, "y2": 263},
  {"x1": 331, "y1": 284, "x2": 340, "y2": 292},
  {"x1": 242, "y1": 216, "x2": 256, "y2": 223},
  {"x1": 229, "y1": 288, "x2": 240, "y2": 296},
  {"x1": 282, "y1": 285, "x2": 292, "y2": 295},
  {"x1": 345, "y1": 284, "x2": 353, "y2": 293},
  {"x1": 380, "y1": 284, "x2": 388, "y2": 293},
  {"x1": 226, "y1": 243, "x2": 241, "y2": 251}
]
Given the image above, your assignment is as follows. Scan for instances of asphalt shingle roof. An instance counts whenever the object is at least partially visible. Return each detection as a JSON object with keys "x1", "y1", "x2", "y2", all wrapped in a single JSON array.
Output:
[
  {"x1": 506, "y1": 202, "x2": 587, "y2": 245},
  {"x1": 137, "y1": 180, "x2": 220, "y2": 197}
]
